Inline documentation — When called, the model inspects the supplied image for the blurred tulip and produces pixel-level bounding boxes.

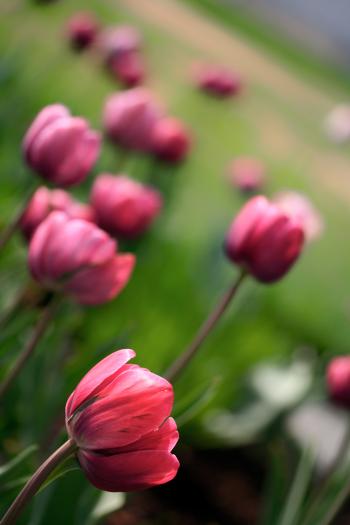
[229,157,265,193]
[23,104,100,187]
[91,174,162,238]
[324,104,350,143]
[225,195,304,283]
[66,348,179,492]
[151,117,191,163]
[327,357,350,408]
[103,88,162,151]
[194,64,242,98]
[108,51,145,88]
[20,186,95,241]
[66,12,99,50]
[273,191,324,243]
[29,211,135,305]
[98,25,142,62]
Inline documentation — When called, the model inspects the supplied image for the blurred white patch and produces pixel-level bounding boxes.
[91,491,126,522]
[324,104,350,143]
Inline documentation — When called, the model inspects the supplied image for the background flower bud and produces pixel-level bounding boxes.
[103,88,162,151]
[23,104,101,187]
[225,195,304,283]
[108,51,145,88]
[98,25,142,62]
[66,11,99,51]
[194,63,243,98]
[151,117,192,163]
[91,174,162,238]
[29,211,134,305]
[228,157,265,193]
[327,357,350,408]
[20,186,95,241]
[65,349,179,492]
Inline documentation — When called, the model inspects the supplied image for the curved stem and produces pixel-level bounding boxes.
[165,271,247,382]
[0,186,35,253]
[0,296,58,400]
[0,439,76,525]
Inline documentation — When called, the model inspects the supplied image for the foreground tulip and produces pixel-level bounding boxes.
[29,211,135,305]
[91,174,162,238]
[20,186,95,240]
[23,104,100,187]
[225,196,304,283]
[66,11,99,50]
[229,157,265,193]
[103,88,162,151]
[327,357,350,409]
[151,117,191,163]
[0,350,179,525]
[194,64,242,98]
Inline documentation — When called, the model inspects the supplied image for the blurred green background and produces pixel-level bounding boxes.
[1,0,350,523]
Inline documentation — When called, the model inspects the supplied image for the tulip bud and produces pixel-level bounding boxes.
[194,64,242,98]
[91,174,162,238]
[23,104,100,187]
[327,357,350,408]
[108,51,145,88]
[103,88,162,151]
[20,186,96,241]
[29,211,135,305]
[98,25,142,62]
[228,157,265,193]
[151,117,191,163]
[66,12,99,51]
[65,349,179,492]
[225,195,304,283]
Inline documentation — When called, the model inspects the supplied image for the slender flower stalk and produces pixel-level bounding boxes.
[165,270,246,382]
[0,439,76,525]
[0,296,58,400]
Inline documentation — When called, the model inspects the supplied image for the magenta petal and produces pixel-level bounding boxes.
[119,417,179,454]
[78,448,179,492]
[66,349,136,419]
[70,365,174,449]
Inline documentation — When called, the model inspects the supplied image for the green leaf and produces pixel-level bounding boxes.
[174,376,221,427]
[37,458,80,495]
[0,445,37,478]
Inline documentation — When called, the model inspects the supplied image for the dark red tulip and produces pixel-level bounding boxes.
[66,12,99,51]
[108,51,145,88]
[327,357,350,409]
[151,117,191,163]
[195,64,242,98]
[225,196,304,283]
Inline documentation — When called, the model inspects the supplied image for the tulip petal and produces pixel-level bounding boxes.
[111,417,179,454]
[78,448,179,492]
[66,349,136,419]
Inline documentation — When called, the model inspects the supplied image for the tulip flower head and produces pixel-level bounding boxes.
[23,104,100,187]
[229,157,265,193]
[20,186,96,241]
[151,117,192,163]
[91,174,162,238]
[194,63,242,98]
[108,51,145,88]
[66,349,179,492]
[327,357,350,409]
[103,88,162,151]
[98,25,142,62]
[225,195,304,283]
[29,211,135,305]
[66,12,99,50]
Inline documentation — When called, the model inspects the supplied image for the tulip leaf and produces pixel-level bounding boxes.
[0,445,37,478]
[174,376,221,427]
[37,458,80,495]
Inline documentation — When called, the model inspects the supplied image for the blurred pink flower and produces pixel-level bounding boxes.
[225,195,304,283]
[273,191,324,243]
[29,211,135,305]
[20,186,95,241]
[65,348,179,492]
[151,117,192,163]
[108,51,145,88]
[66,12,99,50]
[228,157,265,193]
[327,357,350,409]
[91,174,162,238]
[98,25,142,62]
[103,88,163,151]
[23,104,100,187]
[324,104,350,143]
[194,64,242,98]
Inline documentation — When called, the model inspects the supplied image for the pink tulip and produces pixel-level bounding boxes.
[103,88,162,151]
[23,104,100,187]
[108,51,145,88]
[65,349,179,492]
[98,25,142,62]
[327,357,350,408]
[194,64,242,98]
[151,117,191,163]
[229,157,265,193]
[20,186,96,240]
[91,174,162,238]
[66,12,99,50]
[29,211,135,305]
[225,195,304,283]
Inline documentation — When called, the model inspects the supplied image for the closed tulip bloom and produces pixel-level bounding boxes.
[20,186,96,240]
[66,349,179,492]
[225,196,304,283]
[151,117,191,163]
[23,104,100,187]
[91,174,162,238]
[195,64,242,98]
[327,357,350,408]
[229,157,265,193]
[66,12,99,50]
[108,51,145,88]
[98,25,142,62]
[103,88,162,151]
[29,211,135,305]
